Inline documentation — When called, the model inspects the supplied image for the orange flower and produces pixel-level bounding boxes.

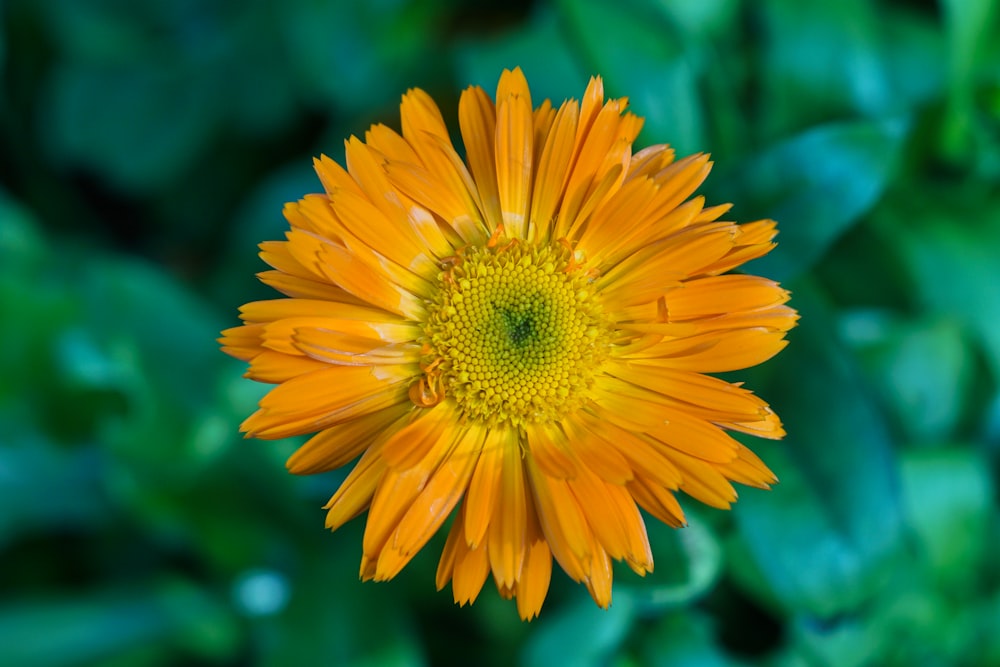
[220,68,797,620]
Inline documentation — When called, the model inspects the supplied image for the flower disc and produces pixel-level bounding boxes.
[416,237,608,426]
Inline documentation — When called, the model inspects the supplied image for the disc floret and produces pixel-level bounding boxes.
[415,236,609,426]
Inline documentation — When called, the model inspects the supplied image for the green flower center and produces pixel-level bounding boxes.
[415,237,609,427]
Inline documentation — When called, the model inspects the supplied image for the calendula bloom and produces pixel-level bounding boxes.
[221,67,797,620]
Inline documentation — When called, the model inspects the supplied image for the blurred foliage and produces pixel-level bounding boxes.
[2,0,1000,665]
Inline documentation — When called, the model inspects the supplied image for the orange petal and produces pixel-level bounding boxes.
[459,85,502,234]
[606,361,774,423]
[626,328,792,373]
[584,546,613,609]
[670,451,738,509]
[626,474,687,528]
[287,403,412,474]
[463,428,510,549]
[245,349,328,382]
[567,465,652,572]
[529,99,579,239]
[525,452,593,582]
[219,323,263,362]
[488,432,528,589]
[377,400,459,470]
[241,364,413,439]
[377,424,485,579]
[324,441,389,531]
[495,68,534,238]
[560,414,634,485]
[399,89,486,240]
[515,491,553,620]
[437,503,491,605]
[525,421,579,479]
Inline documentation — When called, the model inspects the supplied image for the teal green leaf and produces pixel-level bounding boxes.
[77,255,223,418]
[523,591,636,667]
[0,191,46,273]
[650,0,739,38]
[877,190,1000,377]
[42,61,219,192]
[755,0,892,138]
[899,447,992,590]
[942,0,997,86]
[720,118,908,282]
[211,162,321,305]
[788,614,881,667]
[0,579,239,667]
[638,611,742,667]
[618,517,722,614]
[557,0,705,154]
[881,7,948,110]
[281,0,447,115]
[940,0,998,158]
[259,549,425,667]
[454,8,589,105]
[0,438,106,545]
[731,283,903,617]
[844,314,975,443]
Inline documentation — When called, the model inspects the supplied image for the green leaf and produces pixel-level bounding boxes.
[940,0,998,158]
[787,615,881,667]
[523,591,637,667]
[258,548,425,667]
[881,7,948,110]
[719,118,908,282]
[77,255,223,420]
[211,162,320,305]
[899,447,992,590]
[876,189,1000,378]
[0,438,107,545]
[754,0,893,138]
[942,0,997,86]
[557,0,705,154]
[650,0,739,38]
[618,517,722,614]
[731,283,903,618]
[42,61,219,192]
[281,0,448,115]
[844,314,975,442]
[0,191,47,273]
[454,7,588,105]
[0,579,239,667]
[638,611,742,667]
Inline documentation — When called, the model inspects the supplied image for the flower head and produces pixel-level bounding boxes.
[220,68,797,620]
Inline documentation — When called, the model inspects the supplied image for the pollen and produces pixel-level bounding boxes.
[419,236,610,426]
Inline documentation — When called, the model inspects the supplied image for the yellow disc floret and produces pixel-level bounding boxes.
[413,235,609,427]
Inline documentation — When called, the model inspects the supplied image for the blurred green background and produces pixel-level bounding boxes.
[2,0,999,665]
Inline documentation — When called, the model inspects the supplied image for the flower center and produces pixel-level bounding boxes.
[413,236,609,427]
